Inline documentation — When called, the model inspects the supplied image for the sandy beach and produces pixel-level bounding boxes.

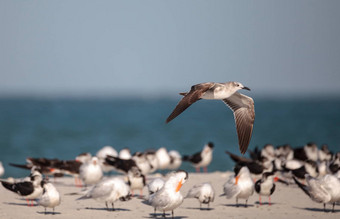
[1,171,339,219]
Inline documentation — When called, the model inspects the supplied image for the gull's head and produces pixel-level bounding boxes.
[91,157,99,165]
[166,170,188,192]
[232,82,251,91]
[174,170,188,192]
[234,166,250,177]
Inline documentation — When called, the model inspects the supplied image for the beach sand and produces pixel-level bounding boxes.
[0,171,339,219]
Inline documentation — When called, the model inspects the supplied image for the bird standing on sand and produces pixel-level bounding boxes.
[294,174,340,212]
[223,166,254,207]
[147,178,165,215]
[185,182,215,210]
[77,177,131,211]
[1,170,44,206]
[37,180,61,214]
[166,82,254,154]
[79,157,103,187]
[148,170,188,218]
[127,166,146,198]
[183,142,214,173]
[254,172,278,205]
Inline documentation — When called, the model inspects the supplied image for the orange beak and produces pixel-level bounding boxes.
[175,179,183,192]
[235,175,240,185]
[274,176,279,182]
[50,168,55,173]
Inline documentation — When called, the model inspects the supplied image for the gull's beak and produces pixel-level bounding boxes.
[235,175,240,185]
[242,86,251,91]
[175,179,183,192]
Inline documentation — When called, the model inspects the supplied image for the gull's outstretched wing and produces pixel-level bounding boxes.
[223,92,255,154]
[166,83,213,123]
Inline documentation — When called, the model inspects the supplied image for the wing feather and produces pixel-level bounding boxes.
[166,83,213,123]
[223,92,255,154]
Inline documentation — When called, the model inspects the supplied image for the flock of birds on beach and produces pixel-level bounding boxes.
[0,82,339,218]
[0,142,340,217]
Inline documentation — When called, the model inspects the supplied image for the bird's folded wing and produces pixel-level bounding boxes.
[308,178,331,203]
[185,184,203,198]
[223,92,255,154]
[223,181,240,199]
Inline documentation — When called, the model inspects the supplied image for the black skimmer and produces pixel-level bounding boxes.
[96,146,118,173]
[294,143,319,161]
[127,166,146,198]
[318,144,333,161]
[1,170,44,206]
[254,172,278,205]
[105,155,138,174]
[183,142,214,173]
[225,151,272,178]
[166,82,254,154]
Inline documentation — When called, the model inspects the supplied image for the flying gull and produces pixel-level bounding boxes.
[166,82,255,154]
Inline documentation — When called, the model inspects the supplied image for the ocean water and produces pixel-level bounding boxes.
[0,97,339,177]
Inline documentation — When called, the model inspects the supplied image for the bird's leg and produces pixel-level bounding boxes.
[105,202,109,211]
[208,202,210,210]
[269,196,271,206]
[259,195,261,205]
[245,199,248,208]
[323,203,326,212]
[332,202,335,213]
[111,202,115,211]
[53,207,55,215]
[172,210,174,219]
[44,207,47,214]
[75,176,81,187]
[154,207,156,215]
[139,189,143,198]
[131,190,134,197]
[200,203,202,210]
[236,198,239,207]
[196,167,200,173]
[78,178,83,187]
[163,210,166,218]
[203,167,208,173]
[26,199,29,207]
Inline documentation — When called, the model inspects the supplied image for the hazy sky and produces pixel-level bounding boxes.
[1,1,340,98]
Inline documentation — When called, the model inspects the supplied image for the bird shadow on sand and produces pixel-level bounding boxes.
[254,201,277,206]
[185,207,214,211]
[3,202,37,207]
[293,207,340,213]
[143,213,188,219]
[222,204,254,208]
[84,207,130,212]
[37,211,61,215]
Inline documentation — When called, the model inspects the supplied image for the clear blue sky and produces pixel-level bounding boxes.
[1,1,340,98]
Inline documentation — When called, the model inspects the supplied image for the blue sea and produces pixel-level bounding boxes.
[1,97,340,177]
